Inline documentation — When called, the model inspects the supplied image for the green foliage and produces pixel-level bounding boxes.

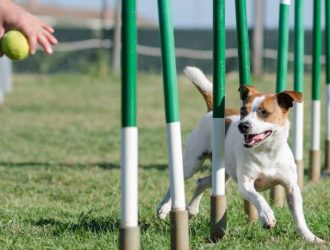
[0,73,328,249]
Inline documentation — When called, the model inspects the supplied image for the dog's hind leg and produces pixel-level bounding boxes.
[157,188,171,220]
[187,175,211,216]
[157,149,207,220]
[187,174,230,217]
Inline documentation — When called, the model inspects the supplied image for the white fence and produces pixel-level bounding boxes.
[50,38,321,65]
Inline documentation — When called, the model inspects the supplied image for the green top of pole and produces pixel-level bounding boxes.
[235,0,251,86]
[157,0,180,123]
[312,0,321,100]
[121,0,137,127]
[276,2,290,93]
[326,0,330,84]
[294,0,304,92]
[213,0,225,118]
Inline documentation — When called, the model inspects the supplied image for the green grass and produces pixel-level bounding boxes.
[0,72,328,249]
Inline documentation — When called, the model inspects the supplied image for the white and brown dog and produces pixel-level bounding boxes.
[157,67,324,243]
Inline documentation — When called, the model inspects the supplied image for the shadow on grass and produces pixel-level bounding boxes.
[34,216,120,235]
[33,212,160,235]
[0,161,168,171]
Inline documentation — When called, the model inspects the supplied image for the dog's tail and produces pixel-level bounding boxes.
[183,66,213,111]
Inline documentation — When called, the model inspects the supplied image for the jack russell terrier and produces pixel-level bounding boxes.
[157,66,325,243]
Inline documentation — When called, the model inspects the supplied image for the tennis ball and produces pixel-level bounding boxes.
[2,30,30,61]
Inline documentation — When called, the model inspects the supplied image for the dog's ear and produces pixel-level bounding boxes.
[276,91,303,111]
[238,85,257,101]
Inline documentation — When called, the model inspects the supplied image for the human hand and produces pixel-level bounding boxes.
[0,0,58,55]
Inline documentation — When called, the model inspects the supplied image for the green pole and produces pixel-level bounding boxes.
[312,0,321,102]
[276,1,290,93]
[235,0,251,86]
[294,0,304,93]
[121,0,137,127]
[235,0,258,221]
[213,0,226,118]
[309,0,321,183]
[158,0,180,123]
[210,0,227,242]
[157,0,189,249]
[292,0,304,189]
[119,0,140,249]
[325,0,330,172]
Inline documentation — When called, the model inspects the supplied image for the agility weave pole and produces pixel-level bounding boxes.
[293,0,304,189]
[157,0,189,249]
[119,0,140,249]
[325,0,330,174]
[235,0,258,221]
[210,0,227,242]
[309,0,322,183]
[270,0,290,207]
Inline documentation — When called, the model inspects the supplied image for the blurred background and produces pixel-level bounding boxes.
[7,0,326,75]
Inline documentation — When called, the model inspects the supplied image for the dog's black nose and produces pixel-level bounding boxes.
[238,121,251,133]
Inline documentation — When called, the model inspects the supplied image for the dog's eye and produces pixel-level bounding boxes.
[240,107,248,117]
[258,109,270,117]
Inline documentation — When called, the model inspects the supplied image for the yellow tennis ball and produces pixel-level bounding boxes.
[2,30,30,61]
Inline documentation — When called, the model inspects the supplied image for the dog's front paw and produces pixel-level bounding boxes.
[314,237,326,244]
[300,232,326,244]
[157,203,171,220]
[259,208,276,229]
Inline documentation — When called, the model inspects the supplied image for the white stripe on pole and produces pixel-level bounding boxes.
[292,102,304,161]
[166,122,186,210]
[281,0,290,5]
[327,84,330,140]
[212,118,226,196]
[120,127,138,227]
[311,100,321,150]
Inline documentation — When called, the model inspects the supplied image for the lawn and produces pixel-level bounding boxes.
[0,72,328,249]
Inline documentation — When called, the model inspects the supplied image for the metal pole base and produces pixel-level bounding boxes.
[270,186,285,208]
[244,199,258,221]
[170,210,189,250]
[324,140,330,174]
[309,150,320,183]
[119,226,140,250]
[295,160,304,190]
[210,195,227,242]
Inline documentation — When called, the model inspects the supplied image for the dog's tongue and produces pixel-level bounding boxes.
[246,132,268,144]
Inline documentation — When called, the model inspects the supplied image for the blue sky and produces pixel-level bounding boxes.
[20,0,323,29]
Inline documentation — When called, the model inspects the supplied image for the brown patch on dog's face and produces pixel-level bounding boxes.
[257,95,288,126]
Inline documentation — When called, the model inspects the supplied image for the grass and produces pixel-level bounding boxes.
[0,72,328,249]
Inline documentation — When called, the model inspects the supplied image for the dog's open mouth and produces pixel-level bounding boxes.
[244,130,272,148]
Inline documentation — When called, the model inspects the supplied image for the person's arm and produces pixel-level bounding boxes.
[0,0,57,55]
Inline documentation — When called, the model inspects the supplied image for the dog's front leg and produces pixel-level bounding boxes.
[284,183,325,243]
[238,175,276,229]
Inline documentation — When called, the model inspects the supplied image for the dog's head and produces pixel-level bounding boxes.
[237,85,302,149]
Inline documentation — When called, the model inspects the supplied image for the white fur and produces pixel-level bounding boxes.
[157,67,325,243]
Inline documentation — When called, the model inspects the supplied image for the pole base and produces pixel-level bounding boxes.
[119,226,140,250]
[244,199,258,221]
[309,150,320,183]
[170,209,189,250]
[210,195,227,242]
[324,140,330,174]
[270,185,285,208]
[295,160,304,190]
